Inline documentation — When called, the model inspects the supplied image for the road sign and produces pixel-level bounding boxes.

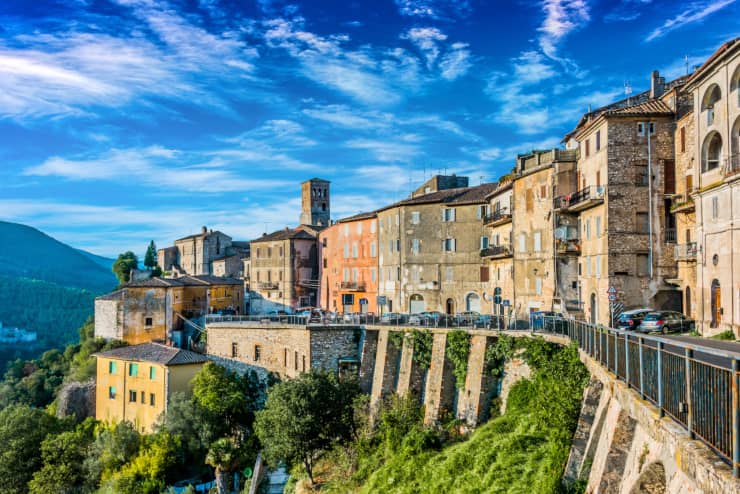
[377,296,387,306]
[502,299,511,307]
[493,295,502,305]
[608,294,617,302]
[494,287,502,296]
[607,286,617,295]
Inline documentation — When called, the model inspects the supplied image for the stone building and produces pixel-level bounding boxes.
[562,71,687,325]
[376,176,497,314]
[511,149,579,322]
[206,322,360,379]
[94,275,243,346]
[482,179,515,320]
[684,38,740,336]
[157,227,248,277]
[94,342,207,432]
[318,212,379,314]
[299,178,331,227]
[248,228,320,313]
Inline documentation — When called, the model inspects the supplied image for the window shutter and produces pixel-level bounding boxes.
[452,238,456,252]
[441,209,446,221]
[451,209,456,221]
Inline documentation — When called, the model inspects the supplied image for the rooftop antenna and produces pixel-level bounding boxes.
[479,175,484,185]
[624,80,632,105]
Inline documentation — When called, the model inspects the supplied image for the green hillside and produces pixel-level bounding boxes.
[0,221,116,294]
[75,248,115,270]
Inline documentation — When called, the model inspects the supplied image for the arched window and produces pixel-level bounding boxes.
[445,298,455,315]
[731,64,740,107]
[466,293,481,312]
[702,132,722,172]
[730,116,740,175]
[701,84,721,126]
[409,294,425,313]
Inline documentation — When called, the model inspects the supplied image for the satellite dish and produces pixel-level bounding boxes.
[554,227,566,240]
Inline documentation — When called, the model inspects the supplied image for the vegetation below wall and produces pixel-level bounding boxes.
[288,338,589,494]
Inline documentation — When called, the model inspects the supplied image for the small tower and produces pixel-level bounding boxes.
[300,178,331,227]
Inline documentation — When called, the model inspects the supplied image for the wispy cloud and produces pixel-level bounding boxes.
[345,139,421,163]
[646,0,737,42]
[538,0,590,59]
[604,0,652,23]
[394,0,472,20]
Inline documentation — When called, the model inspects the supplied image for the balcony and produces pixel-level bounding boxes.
[483,209,512,226]
[480,244,513,259]
[670,193,694,213]
[556,239,581,255]
[674,242,697,261]
[554,185,605,212]
[724,153,740,179]
[340,281,366,291]
[257,282,278,290]
[664,228,676,244]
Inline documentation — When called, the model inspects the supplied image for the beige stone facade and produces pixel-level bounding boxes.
[685,39,740,336]
[157,226,248,277]
[376,177,497,315]
[483,181,514,321]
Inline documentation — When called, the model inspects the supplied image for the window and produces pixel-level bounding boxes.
[279,270,283,281]
[712,197,719,219]
[596,130,601,151]
[477,205,487,219]
[596,171,600,188]
[343,243,349,258]
[343,268,349,282]
[585,219,591,240]
[480,236,489,249]
[352,243,358,258]
[389,239,394,253]
[702,132,722,172]
[585,138,590,157]
[129,363,138,377]
[535,277,542,295]
[109,361,117,374]
[322,237,327,247]
[343,224,349,237]
[637,122,645,136]
[231,342,238,358]
[254,345,262,362]
[680,126,686,152]
[294,351,299,371]
[445,267,454,281]
[586,256,591,276]
[636,213,649,233]
[395,214,400,225]
[129,390,137,403]
[352,268,358,282]
[267,247,272,257]
[411,212,420,224]
[480,267,489,282]
[525,189,533,212]
[150,393,155,406]
[637,254,650,276]
[302,355,306,372]
[648,122,655,134]
[396,267,401,281]
[371,268,377,282]
[596,257,601,277]
[396,239,401,251]
[109,386,116,399]
[519,233,526,253]
[686,175,693,192]
[533,232,541,252]
[357,222,362,234]
[540,185,547,199]
[141,391,145,404]
[413,269,420,282]
[412,238,420,254]
[323,258,327,268]
[149,366,156,380]
[442,238,456,252]
[370,220,376,233]
[442,208,455,222]
[145,317,152,327]
[370,242,377,257]
[595,216,601,237]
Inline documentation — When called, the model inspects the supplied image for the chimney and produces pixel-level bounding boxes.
[201,226,208,234]
[650,70,665,98]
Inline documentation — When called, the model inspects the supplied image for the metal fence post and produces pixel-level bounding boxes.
[638,336,644,399]
[625,334,630,387]
[686,347,694,440]
[732,358,739,478]
[657,341,664,418]
[606,329,610,371]
[615,331,619,378]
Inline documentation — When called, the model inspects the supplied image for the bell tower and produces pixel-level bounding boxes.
[300,178,330,227]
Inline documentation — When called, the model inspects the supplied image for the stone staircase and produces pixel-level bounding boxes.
[265,466,288,494]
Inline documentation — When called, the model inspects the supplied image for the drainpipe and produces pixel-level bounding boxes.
[647,122,654,280]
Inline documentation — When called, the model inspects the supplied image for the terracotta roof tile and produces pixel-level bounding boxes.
[95,342,209,366]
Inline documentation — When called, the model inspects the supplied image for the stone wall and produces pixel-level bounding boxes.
[95,297,122,340]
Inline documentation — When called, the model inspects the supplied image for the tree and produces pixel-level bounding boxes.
[144,241,157,270]
[206,437,247,494]
[112,251,139,285]
[255,370,360,484]
[102,431,180,494]
[83,421,141,486]
[28,418,97,494]
[0,405,60,494]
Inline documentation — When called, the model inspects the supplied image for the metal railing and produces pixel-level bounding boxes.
[725,153,740,178]
[340,281,366,291]
[483,209,512,224]
[480,245,513,258]
[671,193,695,212]
[675,242,698,260]
[664,228,677,244]
[536,316,740,477]
[554,185,606,210]
[257,282,279,290]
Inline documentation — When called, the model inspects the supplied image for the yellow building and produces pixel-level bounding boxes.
[95,342,208,432]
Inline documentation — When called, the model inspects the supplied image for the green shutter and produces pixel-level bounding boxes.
[149,366,156,380]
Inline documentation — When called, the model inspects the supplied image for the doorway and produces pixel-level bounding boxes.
[409,294,425,314]
[590,293,598,324]
[710,279,721,328]
[445,298,455,315]
[466,293,481,312]
[685,286,691,317]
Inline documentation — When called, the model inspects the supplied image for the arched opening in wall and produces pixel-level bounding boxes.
[732,64,740,107]
[590,293,598,324]
[445,298,455,315]
[730,116,740,174]
[711,279,721,328]
[466,292,481,312]
[685,286,691,317]
[702,131,723,172]
[628,461,666,494]
[701,84,721,126]
[409,294,425,314]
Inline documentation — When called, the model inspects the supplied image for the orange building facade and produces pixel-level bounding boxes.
[318,212,379,314]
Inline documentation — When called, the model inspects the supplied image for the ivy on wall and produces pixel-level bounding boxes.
[445,330,471,389]
[388,331,406,350]
[410,329,433,369]
[484,335,516,378]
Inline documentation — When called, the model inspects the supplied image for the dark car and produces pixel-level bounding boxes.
[532,311,563,330]
[616,309,652,330]
[637,311,695,334]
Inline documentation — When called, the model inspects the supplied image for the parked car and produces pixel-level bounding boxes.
[420,311,444,326]
[267,310,290,322]
[456,311,481,326]
[212,308,236,316]
[616,308,652,330]
[531,311,563,330]
[380,312,404,324]
[637,311,695,334]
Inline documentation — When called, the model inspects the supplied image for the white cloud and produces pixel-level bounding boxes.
[439,43,472,81]
[403,27,447,67]
[646,0,737,42]
[345,139,420,163]
[394,0,472,20]
[538,0,590,60]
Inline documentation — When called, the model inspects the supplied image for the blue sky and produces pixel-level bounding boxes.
[0,0,738,257]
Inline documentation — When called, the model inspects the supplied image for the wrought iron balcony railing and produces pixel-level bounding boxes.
[674,242,697,261]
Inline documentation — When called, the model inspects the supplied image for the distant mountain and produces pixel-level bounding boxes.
[0,221,116,294]
[75,248,115,270]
